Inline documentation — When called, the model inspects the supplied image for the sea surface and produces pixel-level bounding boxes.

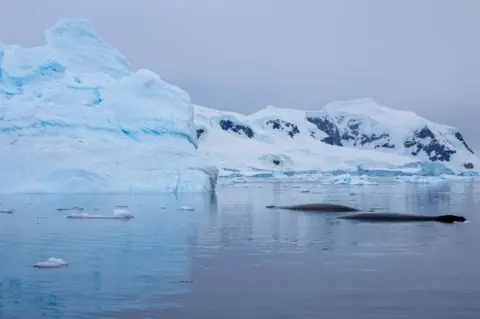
[0,179,479,319]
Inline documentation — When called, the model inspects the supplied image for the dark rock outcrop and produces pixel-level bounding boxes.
[464,162,474,169]
[218,120,254,138]
[404,126,456,162]
[340,119,361,141]
[455,132,475,154]
[196,128,205,139]
[338,118,395,149]
[357,133,395,149]
[306,115,343,146]
[265,119,300,138]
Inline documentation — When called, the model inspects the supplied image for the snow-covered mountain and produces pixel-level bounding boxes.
[194,99,479,176]
[0,19,218,193]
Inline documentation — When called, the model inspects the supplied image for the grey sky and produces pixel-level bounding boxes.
[1,0,479,150]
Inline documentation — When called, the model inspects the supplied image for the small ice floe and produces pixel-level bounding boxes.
[66,210,134,220]
[57,207,83,211]
[34,258,68,268]
[113,209,133,217]
[178,206,195,211]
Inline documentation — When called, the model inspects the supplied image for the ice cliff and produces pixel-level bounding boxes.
[0,19,218,193]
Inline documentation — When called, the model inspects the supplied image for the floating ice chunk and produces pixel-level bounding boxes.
[57,207,84,211]
[321,174,377,185]
[66,212,134,219]
[113,209,133,217]
[34,258,68,268]
[178,206,194,211]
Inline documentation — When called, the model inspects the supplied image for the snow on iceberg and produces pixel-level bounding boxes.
[0,18,218,193]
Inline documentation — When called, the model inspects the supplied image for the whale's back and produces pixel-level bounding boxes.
[269,203,359,212]
[339,212,466,223]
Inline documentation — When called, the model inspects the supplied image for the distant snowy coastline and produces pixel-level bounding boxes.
[194,99,479,180]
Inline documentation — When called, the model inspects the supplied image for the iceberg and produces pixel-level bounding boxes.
[113,209,133,217]
[33,258,68,268]
[320,174,377,185]
[66,213,134,220]
[0,19,218,193]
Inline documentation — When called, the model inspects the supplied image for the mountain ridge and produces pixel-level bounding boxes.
[193,98,478,174]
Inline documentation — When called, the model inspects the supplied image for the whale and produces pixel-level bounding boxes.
[338,212,466,223]
[266,203,360,212]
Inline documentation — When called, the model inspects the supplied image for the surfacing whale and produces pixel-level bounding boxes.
[266,203,360,212]
[338,212,466,223]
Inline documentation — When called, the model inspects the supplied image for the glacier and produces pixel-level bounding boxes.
[0,19,218,193]
[194,98,480,180]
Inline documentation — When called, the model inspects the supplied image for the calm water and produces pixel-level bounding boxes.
[0,180,479,319]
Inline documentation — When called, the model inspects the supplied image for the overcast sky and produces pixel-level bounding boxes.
[1,0,479,150]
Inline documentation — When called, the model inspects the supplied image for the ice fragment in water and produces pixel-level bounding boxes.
[34,258,68,268]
